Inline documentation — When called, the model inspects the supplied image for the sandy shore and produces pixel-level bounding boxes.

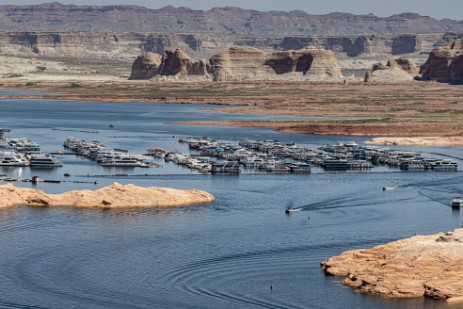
[0,182,216,208]
[321,228,463,302]
[366,136,463,146]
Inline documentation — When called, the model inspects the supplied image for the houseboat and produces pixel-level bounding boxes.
[28,154,63,168]
[322,159,352,171]
[211,161,240,174]
[400,160,426,171]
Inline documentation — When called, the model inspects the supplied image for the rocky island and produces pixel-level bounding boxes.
[0,182,215,208]
[321,228,463,303]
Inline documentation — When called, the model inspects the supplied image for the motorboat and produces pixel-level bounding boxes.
[0,152,29,166]
[289,162,311,174]
[452,197,463,208]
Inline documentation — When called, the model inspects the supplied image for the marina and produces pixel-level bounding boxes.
[149,137,459,175]
[0,100,461,309]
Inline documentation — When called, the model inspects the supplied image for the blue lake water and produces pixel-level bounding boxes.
[0,99,462,309]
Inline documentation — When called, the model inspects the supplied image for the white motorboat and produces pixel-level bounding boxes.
[452,197,463,208]
[0,152,29,166]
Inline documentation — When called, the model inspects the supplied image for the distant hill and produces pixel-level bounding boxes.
[0,3,462,35]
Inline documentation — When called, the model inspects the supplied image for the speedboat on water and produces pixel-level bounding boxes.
[452,197,463,208]
[285,207,294,214]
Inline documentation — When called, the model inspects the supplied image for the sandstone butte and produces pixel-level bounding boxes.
[321,228,463,303]
[0,182,215,208]
[129,46,344,82]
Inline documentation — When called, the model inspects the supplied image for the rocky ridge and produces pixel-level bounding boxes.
[321,228,463,302]
[0,182,216,208]
[130,46,343,81]
[0,3,462,35]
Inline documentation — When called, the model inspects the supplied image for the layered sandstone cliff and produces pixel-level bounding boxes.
[0,31,452,62]
[364,57,419,82]
[130,46,344,81]
[321,228,463,302]
[420,38,463,83]
[0,4,462,35]
[0,182,215,208]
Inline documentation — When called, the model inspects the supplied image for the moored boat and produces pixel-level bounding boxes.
[28,154,63,168]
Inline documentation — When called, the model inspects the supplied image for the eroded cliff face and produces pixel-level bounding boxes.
[130,46,344,81]
[0,31,452,62]
[420,38,463,83]
[129,49,212,80]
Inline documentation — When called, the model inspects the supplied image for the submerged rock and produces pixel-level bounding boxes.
[0,182,215,208]
[321,228,463,302]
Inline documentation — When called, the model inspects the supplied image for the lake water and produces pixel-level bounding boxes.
[0,99,462,309]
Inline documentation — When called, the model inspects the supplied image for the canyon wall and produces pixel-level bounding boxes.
[0,31,456,63]
[0,4,462,35]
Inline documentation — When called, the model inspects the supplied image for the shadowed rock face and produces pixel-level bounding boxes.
[129,48,212,80]
[128,53,162,80]
[420,39,463,83]
[364,57,419,82]
[130,46,344,81]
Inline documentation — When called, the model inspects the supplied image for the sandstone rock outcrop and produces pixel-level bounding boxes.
[364,57,419,82]
[210,46,343,81]
[0,182,215,208]
[129,49,212,80]
[130,46,344,81]
[128,53,162,80]
[321,228,463,302]
[420,38,463,83]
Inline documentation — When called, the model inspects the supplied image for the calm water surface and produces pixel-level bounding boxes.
[0,99,462,309]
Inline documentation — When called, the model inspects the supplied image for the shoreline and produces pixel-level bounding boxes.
[1,80,463,145]
[321,228,463,303]
[174,120,463,146]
